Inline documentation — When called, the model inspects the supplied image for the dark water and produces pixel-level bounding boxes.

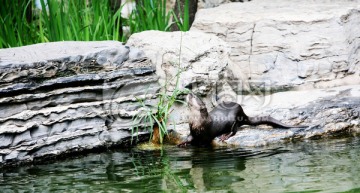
[1,137,360,193]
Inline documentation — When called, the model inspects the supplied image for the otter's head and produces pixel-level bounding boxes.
[186,93,210,128]
[186,93,206,110]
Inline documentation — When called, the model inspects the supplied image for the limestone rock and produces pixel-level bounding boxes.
[2,1,360,165]
[174,85,360,147]
[126,30,241,128]
[191,0,360,90]
[197,0,251,9]
[126,31,234,94]
[198,0,229,8]
[0,41,158,166]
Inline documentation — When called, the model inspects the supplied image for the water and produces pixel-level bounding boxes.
[1,137,360,193]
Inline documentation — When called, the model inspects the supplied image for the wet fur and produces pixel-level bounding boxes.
[179,93,306,147]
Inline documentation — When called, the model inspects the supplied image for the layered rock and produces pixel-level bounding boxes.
[126,30,359,147]
[170,85,360,147]
[191,0,360,90]
[0,31,233,166]
[0,41,159,165]
[2,0,360,166]
[219,85,360,146]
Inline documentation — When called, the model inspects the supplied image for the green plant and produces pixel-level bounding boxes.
[172,0,190,31]
[0,0,190,48]
[128,0,190,33]
[127,0,173,33]
[131,33,188,144]
[0,1,35,48]
[0,0,125,48]
[38,0,124,42]
[132,79,188,144]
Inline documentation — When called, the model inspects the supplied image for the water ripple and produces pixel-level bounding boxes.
[1,137,360,192]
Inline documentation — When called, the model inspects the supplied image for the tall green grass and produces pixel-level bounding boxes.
[0,0,125,48]
[0,0,190,49]
[37,0,124,42]
[128,0,191,34]
[128,0,173,33]
[0,1,35,48]
[172,0,190,31]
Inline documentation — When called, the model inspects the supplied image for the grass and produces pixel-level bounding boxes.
[128,0,173,33]
[132,76,188,144]
[131,33,188,144]
[36,0,124,42]
[128,0,190,33]
[0,1,34,48]
[0,0,191,48]
[172,0,190,31]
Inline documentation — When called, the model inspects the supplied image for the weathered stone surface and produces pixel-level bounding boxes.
[126,31,233,94]
[198,0,251,9]
[174,85,360,147]
[126,31,240,129]
[0,41,159,166]
[126,29,359,148]
[198,0,229,9]
[228,85,360,146]
[191,0,360,89]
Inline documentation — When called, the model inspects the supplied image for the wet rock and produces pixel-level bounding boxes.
[0,41,158,166]
[174,85,360,147]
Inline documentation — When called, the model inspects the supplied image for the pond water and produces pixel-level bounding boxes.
[1,137,360,193]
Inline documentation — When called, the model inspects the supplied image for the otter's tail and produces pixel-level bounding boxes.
[248,116,307,128]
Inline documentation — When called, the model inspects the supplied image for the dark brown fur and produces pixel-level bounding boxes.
[178,93,306,147]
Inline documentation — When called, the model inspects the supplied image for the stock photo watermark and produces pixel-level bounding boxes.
[96,78,274,124]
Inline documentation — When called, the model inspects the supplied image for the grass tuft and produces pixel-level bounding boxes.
[131,33,188,145]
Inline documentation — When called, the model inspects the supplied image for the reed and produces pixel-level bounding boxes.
[0,0,125,48]
[172,0,190,31]
[0,1,35,48]
[128,0,173,33]
[37,0,124,42]
[0,0,190,48]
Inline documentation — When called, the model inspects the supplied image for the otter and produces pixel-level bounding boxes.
[178,93,306,147]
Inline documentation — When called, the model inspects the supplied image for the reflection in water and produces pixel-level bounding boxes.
[1,137,360,192]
